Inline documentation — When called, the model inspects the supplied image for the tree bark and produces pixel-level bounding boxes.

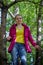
[0,7,8,65]
[35,0,42,65]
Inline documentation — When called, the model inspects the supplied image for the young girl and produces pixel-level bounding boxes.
[7,14,40,65]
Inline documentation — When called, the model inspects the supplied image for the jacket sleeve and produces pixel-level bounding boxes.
[28,27,37,47]
[8,27,12,42]
[9,27,12,37]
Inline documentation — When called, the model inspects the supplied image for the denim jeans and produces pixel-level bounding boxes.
[11,42,27,65]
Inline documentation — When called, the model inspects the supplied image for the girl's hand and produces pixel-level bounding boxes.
[7,36,12,41]
[35,45,41,51]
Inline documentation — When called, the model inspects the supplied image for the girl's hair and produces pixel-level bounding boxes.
[15,14,22,19]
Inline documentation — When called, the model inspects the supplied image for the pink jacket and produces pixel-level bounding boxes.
[8,23,37,53]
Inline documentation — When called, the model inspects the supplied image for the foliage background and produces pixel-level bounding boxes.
[3,0,43,64]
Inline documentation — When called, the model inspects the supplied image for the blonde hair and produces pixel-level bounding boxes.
[15,14,22,19]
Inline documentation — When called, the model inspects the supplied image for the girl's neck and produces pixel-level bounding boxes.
[17,23,22,27]
[17,23,23,29]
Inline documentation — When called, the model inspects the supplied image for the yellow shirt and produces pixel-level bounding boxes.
[15,26,24,44]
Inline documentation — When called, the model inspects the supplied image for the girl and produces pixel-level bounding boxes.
[7,14,40,65]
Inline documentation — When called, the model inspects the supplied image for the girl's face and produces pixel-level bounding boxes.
[15,15,22,24]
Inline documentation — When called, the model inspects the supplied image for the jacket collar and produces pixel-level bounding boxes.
[12,23,27,29]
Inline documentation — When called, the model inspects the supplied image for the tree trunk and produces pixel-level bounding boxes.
[35,0,42,65]
[0,7,8,65]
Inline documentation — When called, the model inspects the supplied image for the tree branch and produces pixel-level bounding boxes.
[7,1,18,9]
[0,1,4,8]
[7,0,40,9]
[0,0,41,9]
[8,10,15,19]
